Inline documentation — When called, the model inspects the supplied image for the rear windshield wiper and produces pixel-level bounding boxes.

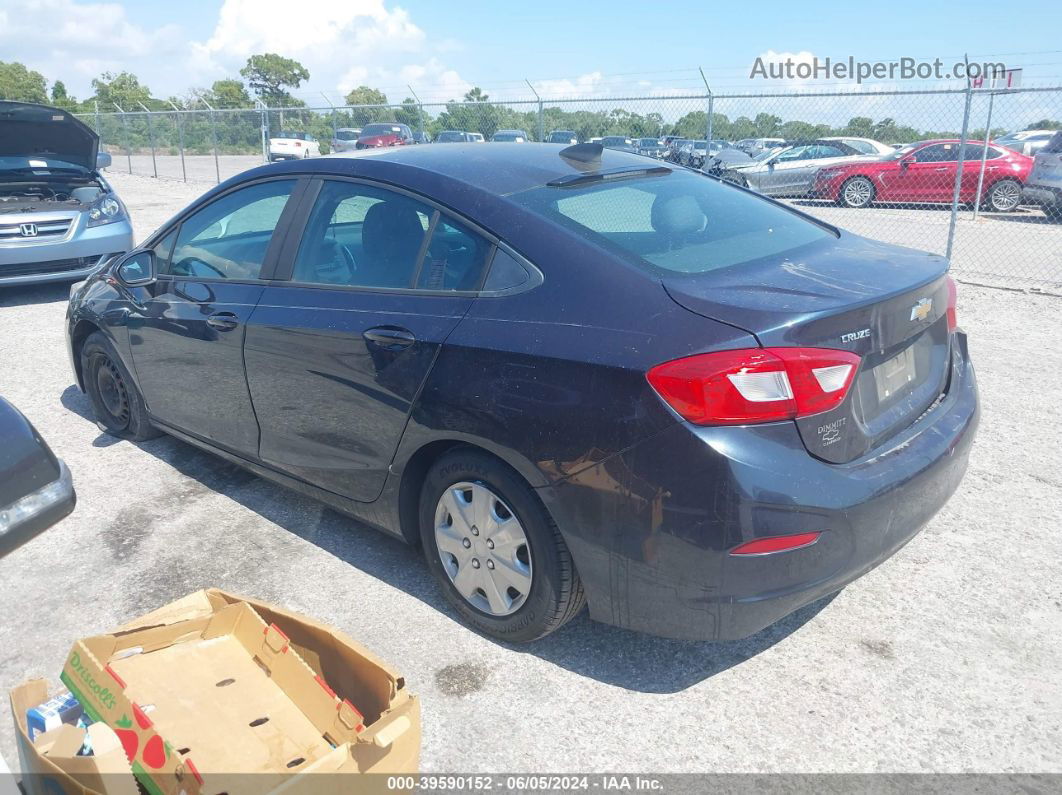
[546,166,672,188]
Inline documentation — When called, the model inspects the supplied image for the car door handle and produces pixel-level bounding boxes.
[934,167,949,171]
[363,326,416,350]
[206,312,240,331]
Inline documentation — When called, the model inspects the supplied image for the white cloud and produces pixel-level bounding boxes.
[189,0,471,104]
[0,0,182,96]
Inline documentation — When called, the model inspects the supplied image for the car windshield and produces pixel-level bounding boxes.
[548,132,576,142]
[361,124,401,137]
[278,131,307,140]
[752,148,780,161]
[494,133,525,141]
[693,141,707,150]
[602,137,631,146]
[510,169,832,275]
[639,139,661,146]
[0,155,88,174]
[438,132,465,141]
[335,130,359,141]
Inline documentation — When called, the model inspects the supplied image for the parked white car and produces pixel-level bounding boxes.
[268,130,320,161]
[821,136,895,156]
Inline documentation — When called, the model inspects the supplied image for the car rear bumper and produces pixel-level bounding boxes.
[546,331,979,641]
[1022,184,1061,206]
[0,218,132,286]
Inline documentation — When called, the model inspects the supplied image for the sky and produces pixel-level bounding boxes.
[0,0,1059,106]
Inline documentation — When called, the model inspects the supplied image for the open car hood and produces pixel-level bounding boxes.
[0,101,99,172]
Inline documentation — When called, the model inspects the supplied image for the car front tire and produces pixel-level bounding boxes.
[419,449,585,642]
[839,176,876,208]
[81,332,160,441]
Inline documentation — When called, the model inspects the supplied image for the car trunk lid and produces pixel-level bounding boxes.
[663,233,952,463]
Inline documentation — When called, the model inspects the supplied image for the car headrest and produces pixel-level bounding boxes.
[651,195,707,237]
[362,200,425,267]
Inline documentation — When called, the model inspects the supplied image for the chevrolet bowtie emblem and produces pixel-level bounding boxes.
[910,298,932,322]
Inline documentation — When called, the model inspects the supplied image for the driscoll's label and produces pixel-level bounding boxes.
[63,650,118,711]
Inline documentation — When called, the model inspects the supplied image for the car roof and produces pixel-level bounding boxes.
[251,142,666,195]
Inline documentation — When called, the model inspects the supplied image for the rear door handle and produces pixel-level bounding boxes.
[934,167,949,171]
[363,326,416,350]
[207,312,240,331]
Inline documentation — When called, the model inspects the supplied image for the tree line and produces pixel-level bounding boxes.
[2,57,1057,156]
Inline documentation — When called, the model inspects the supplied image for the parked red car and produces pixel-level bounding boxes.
[813,139,1032,211]
[354,122,415,149]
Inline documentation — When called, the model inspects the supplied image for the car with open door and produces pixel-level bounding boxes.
[67,142,979,643]
[0,100,133,286]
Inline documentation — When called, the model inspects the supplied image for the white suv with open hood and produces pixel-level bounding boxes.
[0,101,133,286]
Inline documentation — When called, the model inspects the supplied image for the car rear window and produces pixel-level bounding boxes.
[361,124,401,137]
[335,130,359,140]
[509,170,833,275]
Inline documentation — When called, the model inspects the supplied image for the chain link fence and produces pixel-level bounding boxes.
[79,86,1062,287]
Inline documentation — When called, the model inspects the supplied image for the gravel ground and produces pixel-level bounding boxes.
[0,171,1060,775]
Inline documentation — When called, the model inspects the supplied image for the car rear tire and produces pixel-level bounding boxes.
[985,179,1022,212]
[419,449,585,642]
[82,332,161,441]
[839,176,875,208]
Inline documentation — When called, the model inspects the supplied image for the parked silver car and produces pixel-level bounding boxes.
[719,140,868,197]
[0,101,133,287]
[1021,131,1062,220]
[994,129,1058,157]
[330,127,361,153]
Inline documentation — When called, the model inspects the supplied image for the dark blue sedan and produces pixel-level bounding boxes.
[65,143,979,642]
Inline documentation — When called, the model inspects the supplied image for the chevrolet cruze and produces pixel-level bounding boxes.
[66,143,979,642]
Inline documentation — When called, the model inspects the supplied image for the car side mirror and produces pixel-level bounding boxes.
[0,398,75,560]
[901,155,917,167]
[116,251,156,287]
[96,152,112,170]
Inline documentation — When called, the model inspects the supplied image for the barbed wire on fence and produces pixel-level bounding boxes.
[77,85,1062,287]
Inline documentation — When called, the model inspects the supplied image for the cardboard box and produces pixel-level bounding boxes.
[11,679,138,795]
[54,588,420,795]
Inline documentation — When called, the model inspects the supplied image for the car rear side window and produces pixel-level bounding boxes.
[167,180,295,280]
[1042,132,1062,154]
[291,180,490,291]
[510,169,832,274]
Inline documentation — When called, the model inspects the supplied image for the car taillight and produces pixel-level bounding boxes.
[646,347,861,425]
[731,532,821,555]
[294,141,302,147]
[945,275,958,332]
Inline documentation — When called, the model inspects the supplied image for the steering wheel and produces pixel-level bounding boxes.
[339,243,357,272]
[174,256,226,279]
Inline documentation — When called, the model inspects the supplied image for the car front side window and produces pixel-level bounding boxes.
[167,180,296,280]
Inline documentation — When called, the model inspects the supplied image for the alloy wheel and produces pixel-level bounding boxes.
[989,181,1021,212]
[842,177,874,207]
[434,481,533,616]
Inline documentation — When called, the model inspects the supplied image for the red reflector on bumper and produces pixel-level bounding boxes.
[730,532,821,555]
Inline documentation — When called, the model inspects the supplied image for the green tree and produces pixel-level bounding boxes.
[463,86,489,102]
[91,71,152,110]
[0,61,48,103]
[49,80,79,110]
[240,53,309,106]
[753,112,782,136]
[343,86,390,125]
[208,79,251,109]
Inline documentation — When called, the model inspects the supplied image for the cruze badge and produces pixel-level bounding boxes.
[910,298,933,321]
[840,328,871,344]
